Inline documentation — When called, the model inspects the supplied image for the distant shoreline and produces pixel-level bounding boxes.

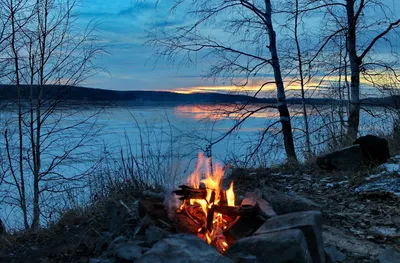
[0,84,398,108]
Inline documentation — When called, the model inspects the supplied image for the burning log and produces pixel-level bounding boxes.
[173,213,204,234]
[241,189,277,218]
[223,207,266,245]
[213,204,260,217]
[173,185,207,200]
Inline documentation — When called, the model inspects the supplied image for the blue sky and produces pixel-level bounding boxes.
[76,0,400,95]
[77,0,208,91]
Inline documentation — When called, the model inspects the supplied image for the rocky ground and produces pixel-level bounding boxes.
[227,155,400,262]
[0,156,399,263]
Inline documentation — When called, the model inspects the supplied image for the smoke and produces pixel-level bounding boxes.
[163,189,182,219]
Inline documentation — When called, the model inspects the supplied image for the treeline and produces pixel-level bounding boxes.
[0,85,399,107]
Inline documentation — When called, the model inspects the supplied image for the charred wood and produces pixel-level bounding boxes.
[173,185,207,200]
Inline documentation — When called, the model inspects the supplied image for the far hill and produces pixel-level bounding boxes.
[0,85,398,107]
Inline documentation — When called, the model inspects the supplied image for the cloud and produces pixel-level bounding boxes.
[118,2,153,16]
[76,0,400,95]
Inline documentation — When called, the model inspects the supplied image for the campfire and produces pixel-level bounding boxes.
[137,153,324,262]
[172,153,267,253]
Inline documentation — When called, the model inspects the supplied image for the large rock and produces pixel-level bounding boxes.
[377,248,400,263]
[316,145,363,171]
[136,234,232,263]
[353,134,390,166]
[227,229,312,263]
[262,187,321,215]
[355,178,400,198]
[254,211,325,263]
[145,226,170,246]
[89,259,114,263]
[324,247,346,263]
[113,242,143,262]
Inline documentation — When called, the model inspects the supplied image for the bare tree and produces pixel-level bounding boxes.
[1,0,32,229]
[149,0,298,162]
[0,0,102,229]
[304,0,400,141]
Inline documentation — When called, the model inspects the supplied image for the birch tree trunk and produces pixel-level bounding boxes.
[345,0,361,142]
[265,0,297,161]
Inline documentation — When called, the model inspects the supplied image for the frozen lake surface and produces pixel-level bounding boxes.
[0,102,396,228]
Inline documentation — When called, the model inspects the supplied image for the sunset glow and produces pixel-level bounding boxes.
[164,73,399,97]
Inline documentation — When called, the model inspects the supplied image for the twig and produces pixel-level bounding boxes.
[119,200,134,217]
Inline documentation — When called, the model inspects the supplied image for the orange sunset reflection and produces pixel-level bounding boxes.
[174,104,280,121]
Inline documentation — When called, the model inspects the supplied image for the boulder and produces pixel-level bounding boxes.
[316,145,363,171]
[353,134,390,166]
[254,211,325,263]
[89,258,115,263]
[136,234,232,263]
[227,229,312,263]
[377,248,400,263]
[113,242,143,262]
[324,247,346,263]
[262,187,321,215]
[145,226,170,246]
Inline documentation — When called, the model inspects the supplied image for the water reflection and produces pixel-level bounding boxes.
[174,104,282,121]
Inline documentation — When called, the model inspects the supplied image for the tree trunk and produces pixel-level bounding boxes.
[346,0,360,142]
[31,84,42,229]
[265,0,297,161]
[11,1,29,229]
[294,0,311,158]
[32,0,46,229]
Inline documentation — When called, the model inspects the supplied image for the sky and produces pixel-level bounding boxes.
[76,0,207,92]
[76,0,400,96]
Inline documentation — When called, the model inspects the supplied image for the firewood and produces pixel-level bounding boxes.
[223,205,266,243]
[173,185,207,200]
[242,190,277,219]
[213,204,259,217]
[173,213,203,234]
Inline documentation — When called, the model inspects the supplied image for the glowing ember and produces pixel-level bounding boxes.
[179,152,237,253]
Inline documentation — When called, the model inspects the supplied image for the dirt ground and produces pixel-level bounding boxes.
[0,163,399,263]
[231,163,400,262]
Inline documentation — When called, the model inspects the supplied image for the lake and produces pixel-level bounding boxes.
[0,102,397,228]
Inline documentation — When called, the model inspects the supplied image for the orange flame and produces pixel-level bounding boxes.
[184,153,236,252]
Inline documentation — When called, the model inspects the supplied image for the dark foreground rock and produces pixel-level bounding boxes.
[316,145,363,171]
[113,242,143,262]
[254,211,324,263]
[324,246,346,263]
[144,226,170,246]
[377,248,400,263]
[89,258,114,263]
[353,134,390,166]
[227,229,312,263]
[136,234,232,263]
[355,178,400,198]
